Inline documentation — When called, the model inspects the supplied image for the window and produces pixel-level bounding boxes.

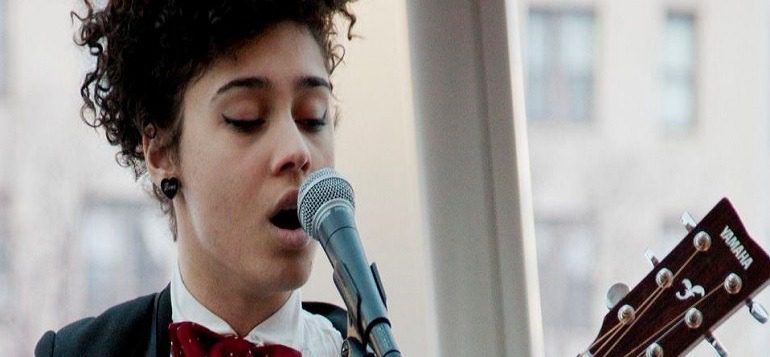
[526,9,595,122]
[535,216,597,356]
[80,202,174,315]
[662,12,696,130]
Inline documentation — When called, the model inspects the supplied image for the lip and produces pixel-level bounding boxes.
[269,224,311,250]
[269,188,300,218]
[268,188,311,250]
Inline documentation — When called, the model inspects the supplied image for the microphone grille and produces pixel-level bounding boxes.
[298,168,355,236]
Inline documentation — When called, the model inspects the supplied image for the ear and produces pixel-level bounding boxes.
[142,126,177,185]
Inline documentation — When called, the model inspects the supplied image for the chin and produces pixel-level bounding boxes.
[270,252,315,290]
[271,269,312,292]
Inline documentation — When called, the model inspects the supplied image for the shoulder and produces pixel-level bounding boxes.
[301,301,347,338]
[35,292,159,357]
[299,307,344,357]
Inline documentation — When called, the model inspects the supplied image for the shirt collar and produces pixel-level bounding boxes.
[170,263,303,349]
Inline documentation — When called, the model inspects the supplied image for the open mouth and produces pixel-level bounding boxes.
[270,208,302,230]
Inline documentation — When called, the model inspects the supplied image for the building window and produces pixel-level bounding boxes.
[662,12,696,130]
[535,216,597,356]
[526,8,595,122]
[80,202,174,315]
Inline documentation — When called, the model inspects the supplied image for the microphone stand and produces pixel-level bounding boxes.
[299,168,401,356]
[332,260,401,357]
[312,205,401,357]
[342,320,400,357]
[341,318,369,357]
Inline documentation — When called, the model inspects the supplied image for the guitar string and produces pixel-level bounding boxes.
[632,286,722,357]
[634,287,720,356]
[584,323,622,354]
[586,256,681,354]
[591,283,667,356]
[626,284,721,357]
[588,254,691,354]
[597,250,699,357]
[601,250,698,356]
[590,273,670,355]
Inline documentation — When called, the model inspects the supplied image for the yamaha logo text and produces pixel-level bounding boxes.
[720,225,754,270]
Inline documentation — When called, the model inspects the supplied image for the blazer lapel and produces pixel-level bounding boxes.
[146,284,172,357]
[146,283,347,356]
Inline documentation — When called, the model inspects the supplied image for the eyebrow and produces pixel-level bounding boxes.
[214,77,269,97]
[212,75,332,101]
[298,76,333,91]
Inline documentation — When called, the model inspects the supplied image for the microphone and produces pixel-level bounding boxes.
[298,168,401,357]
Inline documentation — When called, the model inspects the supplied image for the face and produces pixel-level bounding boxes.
[172,22,334,295]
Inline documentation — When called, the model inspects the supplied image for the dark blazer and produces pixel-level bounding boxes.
[34,285,347,356]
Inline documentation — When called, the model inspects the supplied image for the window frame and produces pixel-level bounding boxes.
[525,7,597,123]
[661,10,699,132]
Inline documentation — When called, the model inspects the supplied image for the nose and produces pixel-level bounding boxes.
[269,119,311,175]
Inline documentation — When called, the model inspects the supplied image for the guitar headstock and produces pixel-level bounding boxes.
[580,198,770,356]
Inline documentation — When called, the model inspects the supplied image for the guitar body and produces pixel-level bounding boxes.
[580,198,770,356]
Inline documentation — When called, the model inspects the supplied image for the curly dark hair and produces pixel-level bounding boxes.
[72,0,356,235]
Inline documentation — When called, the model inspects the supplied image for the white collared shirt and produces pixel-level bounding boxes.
[170,265,343,356]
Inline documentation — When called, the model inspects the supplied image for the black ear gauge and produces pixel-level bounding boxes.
[160,177,180,199]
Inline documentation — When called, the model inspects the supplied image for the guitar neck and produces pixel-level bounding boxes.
[580,198,770,357]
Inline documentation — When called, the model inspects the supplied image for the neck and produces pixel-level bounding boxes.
[176,235,292,336]
[178,252,292,336]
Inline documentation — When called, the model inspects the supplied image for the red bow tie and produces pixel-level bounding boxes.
[169,321,302,357]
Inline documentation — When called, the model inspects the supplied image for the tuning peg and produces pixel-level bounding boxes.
[704,332,729,356]
[681,211,697,231]
[644,249,660,267]
[606,283,630,310]
[746,299,768,323]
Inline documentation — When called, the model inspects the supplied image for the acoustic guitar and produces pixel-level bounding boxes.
[578,198,770,356]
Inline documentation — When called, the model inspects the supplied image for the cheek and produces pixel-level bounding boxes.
[184,148,267,202]
[311,131,335,167]
[181,150,270,242]
[179,130,241,210]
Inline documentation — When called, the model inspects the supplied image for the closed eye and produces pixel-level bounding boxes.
[223,116,265,133]
[297,118,327,133]
[297,109,329,133]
